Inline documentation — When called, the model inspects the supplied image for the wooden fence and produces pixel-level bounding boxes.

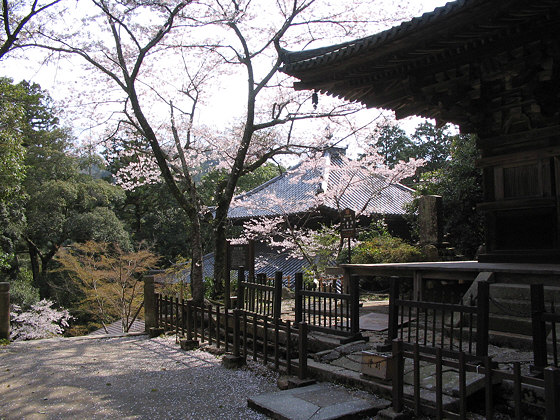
[294,272,360,338]
[392,339,560,419]
[155,293,309,378]
[237,270,282,320]
[385,278,489,357]
[531,283,560,371]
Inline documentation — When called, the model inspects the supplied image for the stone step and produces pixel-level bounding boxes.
[488,283,560,303]
[489,284,530,301]
[489,314,533,336]
[487,330,534,351]
[488,298,531,317]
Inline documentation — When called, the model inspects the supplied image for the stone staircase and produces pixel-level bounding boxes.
[485,283,560,350]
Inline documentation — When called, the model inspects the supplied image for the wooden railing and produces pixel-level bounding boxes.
[237,270,282,320]
[531,283,560,371]
[294,272,360,338]
[154,294,309,379]
[385,278,489,357]
[392,340,560,419]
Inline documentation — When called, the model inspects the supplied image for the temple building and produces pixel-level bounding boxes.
[279,0,560,264]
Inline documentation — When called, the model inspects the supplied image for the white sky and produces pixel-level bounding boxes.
[0,0,452,148]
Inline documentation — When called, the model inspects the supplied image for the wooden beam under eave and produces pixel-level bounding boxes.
[292,80,336,92]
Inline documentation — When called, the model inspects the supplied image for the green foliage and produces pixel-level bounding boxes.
[353,234,424,264]
[373,120,483,257]
[4,80,132,295]
[114,182,193,264]
[372,121,454,185]
[72,207,131,249]
[0,78,29,270]
[8,268,40,308]
[203,276,215,300]
[411,122,453,173]
[235,163,283,194]
[373,124,415,168]
[415,134,483,258]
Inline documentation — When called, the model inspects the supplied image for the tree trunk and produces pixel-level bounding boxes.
[38,253,54,299]
[190,215,204,304]
[126,87,206,303]
[27,240,41,292]
[212,206,228,298]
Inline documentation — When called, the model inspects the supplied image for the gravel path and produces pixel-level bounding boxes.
[0,335,278,419]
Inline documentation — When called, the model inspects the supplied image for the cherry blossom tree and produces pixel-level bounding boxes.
[27,0,418,301]
[10,299,72,340]
[28,0,210,302]
[0,0,62,60]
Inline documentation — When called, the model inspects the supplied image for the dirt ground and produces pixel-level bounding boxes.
[0,335,279,420]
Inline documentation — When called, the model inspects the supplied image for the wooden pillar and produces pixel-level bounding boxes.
[392,339,404,413]
[544,366,560,419]
[273,271,283,321]
[531,284,547,371]
[143,276,156,333]
[476,281,489,357]
[298,322,308,379]
[237,268,245,310]
[349,275,360,337]
[0,283,9,340]
[295,273,303,325]
[413,271,423,301]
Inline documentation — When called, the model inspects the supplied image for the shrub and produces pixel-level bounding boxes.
[10,299,73,341]
[9,268,40,308]
[353,235,424,264]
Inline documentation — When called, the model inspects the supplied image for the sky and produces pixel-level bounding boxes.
[0,0,452,148]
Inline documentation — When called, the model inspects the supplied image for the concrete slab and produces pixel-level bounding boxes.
[247,382,390,420]
[330,352,362,371]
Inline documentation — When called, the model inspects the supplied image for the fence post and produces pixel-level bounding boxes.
[143,276,156,333]
[378,278,399,352]
[237,267,245,310]
[155,294,160,328]
[392,339,404,413]
[187,300,193,340]
[222,308,245,368]
[531,284,547,372]
[180,300,199,350]
[349,275,360,337]
[295,272,303,325]
[544,366,560,419]
[0,283,9,340]
[476,280,489,357]
[233,308,241,358]
[298,321,308,379]
[273,271,283,321]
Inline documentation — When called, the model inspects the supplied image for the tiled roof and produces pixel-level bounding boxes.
[279,0,557,125]
[185,242,310,289]
[281,0,492,73]
[88,319,145,336]
[228,149,413,220]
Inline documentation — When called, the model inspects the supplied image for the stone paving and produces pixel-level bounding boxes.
[248,383,390,420]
